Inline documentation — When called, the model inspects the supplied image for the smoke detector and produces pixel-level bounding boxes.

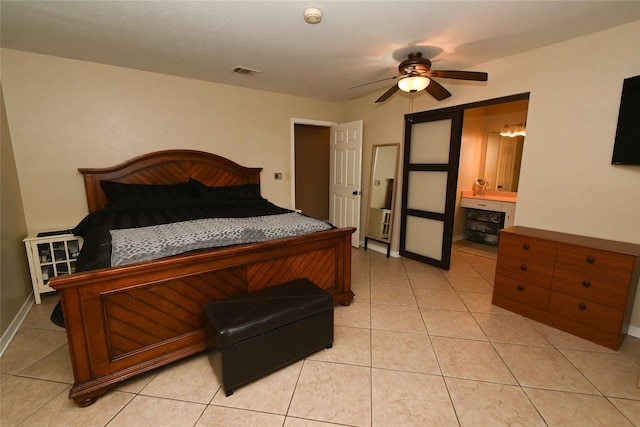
[304,7,322,24]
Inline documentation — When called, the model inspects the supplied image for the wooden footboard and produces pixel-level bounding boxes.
[50,227,355,407]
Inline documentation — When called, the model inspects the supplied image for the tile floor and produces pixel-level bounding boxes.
[2,244,640,426]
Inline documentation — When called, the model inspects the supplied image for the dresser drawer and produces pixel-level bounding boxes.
[498,233,557,265]
[548,292,621,333]
[495,256,554,288]
[494,275,550,309]
[552,271,629,309]
[555,244,636,285]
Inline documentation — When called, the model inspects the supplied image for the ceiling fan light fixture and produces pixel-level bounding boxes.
[398,76,430,93]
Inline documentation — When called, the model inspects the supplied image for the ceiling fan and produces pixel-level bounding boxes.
[355,52,488,103]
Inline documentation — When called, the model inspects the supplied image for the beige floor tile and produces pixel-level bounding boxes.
[20,294,61,329]
[139,353,219,403]
[351,266,370,285]
[107,395,206,426]
[350,278,371,303]
[446,276,493,293]
[308,326,371,366]
[17,344,74,384]
[446,377,546,426]
[431,336,517,384]
[402,256,441,273]
[334,301,370,329]
[372,368,458,427]
[18,387,134,427]
[210,360,302,414]
[371,268,410,287]
[196,405,285,426]
[525,388,634,426]
[8,245,640,427]
[474,264,497,284]
[284,416,348,426]
[494,343,599,393]
[371,303,426,333]
[372,329,440,374]
[421,308,487,340]
[111,368,158,393]
[473,313,552,347]
[443,261,481,278]
[0,327,68,374]
[288,360,371,427]
[370,253,405,271]
[529,320,618,352]
[0,376,69,426]
[457,291,518,315]
[560,349,640,399]
[414,288,467,311]
[619,335,640,365]
[609,398,640,426]
[370,285,417,306]
[407,270,453,290]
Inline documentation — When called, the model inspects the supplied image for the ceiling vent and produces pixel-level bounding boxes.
[233,66,261,75]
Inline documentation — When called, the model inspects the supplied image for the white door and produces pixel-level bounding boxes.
[329,120,363,247]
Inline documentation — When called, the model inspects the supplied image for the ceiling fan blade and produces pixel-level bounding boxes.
[375,84,400,103]
[425,79,452,101]
[349,75,400,90]
[426,70,488,81]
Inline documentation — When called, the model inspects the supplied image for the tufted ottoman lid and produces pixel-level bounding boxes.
[203,278,333,348]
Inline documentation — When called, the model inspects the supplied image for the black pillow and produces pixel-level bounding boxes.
[188,179,263,201]
[100,181,201,206]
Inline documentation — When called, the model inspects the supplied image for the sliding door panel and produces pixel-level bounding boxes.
[400,111,463,269]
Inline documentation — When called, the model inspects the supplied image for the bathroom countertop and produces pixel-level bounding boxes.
[460,190,517,203]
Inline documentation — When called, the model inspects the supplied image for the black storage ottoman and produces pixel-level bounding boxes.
[203,278,334,396]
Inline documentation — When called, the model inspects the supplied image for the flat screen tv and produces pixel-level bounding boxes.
[611,74,640,165]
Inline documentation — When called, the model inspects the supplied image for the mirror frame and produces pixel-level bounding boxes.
[364,143,400,257]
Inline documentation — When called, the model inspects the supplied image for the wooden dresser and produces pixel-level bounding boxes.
[492,226,640,350]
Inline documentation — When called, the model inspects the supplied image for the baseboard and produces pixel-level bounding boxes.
[361,239,400,258]
[0,293,34,358]
[627,324,640,340]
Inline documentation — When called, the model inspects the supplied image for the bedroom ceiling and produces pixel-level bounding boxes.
[2,1,639,102]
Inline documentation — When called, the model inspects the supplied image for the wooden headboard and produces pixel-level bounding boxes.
[79,150,263,213]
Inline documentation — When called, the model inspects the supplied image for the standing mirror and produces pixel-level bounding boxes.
[364,143,400,257]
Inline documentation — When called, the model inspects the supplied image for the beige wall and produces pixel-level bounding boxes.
[340,21,640,325]
[2,20,639,329]
[1,83,32,336]
[1,49,340,232]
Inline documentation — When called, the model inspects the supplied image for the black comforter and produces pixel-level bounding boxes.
[75,199,291,272]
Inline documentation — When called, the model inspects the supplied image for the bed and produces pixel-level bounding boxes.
[48,149,355,407]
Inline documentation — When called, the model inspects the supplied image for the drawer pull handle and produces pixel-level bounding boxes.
[586,256,595,264]
[517,284,524,291]
[578,303,587,311]
[520,264,527,271]
[522,244,530,250]
[582,280,591,288]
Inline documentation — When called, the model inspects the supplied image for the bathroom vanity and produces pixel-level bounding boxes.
[460,191,517,245]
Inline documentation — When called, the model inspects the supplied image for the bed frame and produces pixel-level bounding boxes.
[49,149,355,407]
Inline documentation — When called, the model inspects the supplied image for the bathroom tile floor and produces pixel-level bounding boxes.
[2,244,640,426]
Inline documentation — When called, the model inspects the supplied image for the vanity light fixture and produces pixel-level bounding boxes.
[398,76,430,93]
[500,123,526,137]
